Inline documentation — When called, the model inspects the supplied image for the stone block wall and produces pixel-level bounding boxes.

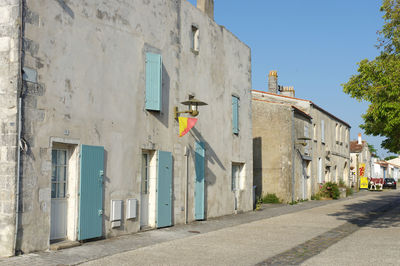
[0,0,21,257]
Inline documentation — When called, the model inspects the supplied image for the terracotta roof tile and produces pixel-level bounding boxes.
[350,140,366,153]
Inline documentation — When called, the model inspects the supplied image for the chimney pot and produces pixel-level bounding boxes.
[281,86,295,97]
[268,70,278,94]
[197,0,214,20]
[358,133,362,145]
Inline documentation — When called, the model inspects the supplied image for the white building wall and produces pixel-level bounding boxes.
[8,0,253,255]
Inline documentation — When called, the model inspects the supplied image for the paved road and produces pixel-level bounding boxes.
[81,190,400,266]
[1,190,398,265]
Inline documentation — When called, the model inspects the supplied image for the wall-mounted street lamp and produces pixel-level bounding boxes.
[174,95,208,119]
[295,137,311,146]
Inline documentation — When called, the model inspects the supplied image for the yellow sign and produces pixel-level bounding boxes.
[360,177,369,189]
[359,163,366,177]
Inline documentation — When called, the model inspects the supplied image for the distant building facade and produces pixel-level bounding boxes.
[253,99,312,203]
[349,133,373,185]
[252,71,351,200]
[373,160,399,181]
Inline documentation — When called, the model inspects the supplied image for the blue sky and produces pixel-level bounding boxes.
[188,0,396,158]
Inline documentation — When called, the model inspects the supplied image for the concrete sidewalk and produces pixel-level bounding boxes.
[0,190,384,266]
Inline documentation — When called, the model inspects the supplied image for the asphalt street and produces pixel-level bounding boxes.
[1,189,398,265]
[81,190,400,266]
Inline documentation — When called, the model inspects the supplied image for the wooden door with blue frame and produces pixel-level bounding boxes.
[195,142,205,220]
[78,145,104,241]
[156,150,173,228]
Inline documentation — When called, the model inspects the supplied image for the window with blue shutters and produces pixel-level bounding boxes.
[232,96,239,135]
[145,53,162,111]
[318,157,323,183]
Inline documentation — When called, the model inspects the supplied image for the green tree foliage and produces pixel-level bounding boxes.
[384,155,398,160]
[367,144,378,156]
[343,0,400,153]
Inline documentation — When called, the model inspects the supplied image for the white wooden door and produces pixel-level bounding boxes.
[232,165,240,211]
[50,149,68,240]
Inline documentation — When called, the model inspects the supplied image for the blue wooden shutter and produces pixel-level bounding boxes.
[232,96,239,134]
[156,150,172,228]
[318,158,322,183]
[78,145,104,240]
[195,142,205,220]
[145,53,162,111]
[321,120,325,143]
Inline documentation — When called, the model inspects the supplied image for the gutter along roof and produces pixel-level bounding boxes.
[252,97,312,120]
[251,90,351,128]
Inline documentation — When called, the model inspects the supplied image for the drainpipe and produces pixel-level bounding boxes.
[14,0,23,254]
[14,98,22,254]
[184,146,189,224]
[291,109,295,203]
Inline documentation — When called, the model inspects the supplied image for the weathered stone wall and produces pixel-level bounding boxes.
[252,100,292,203]
[293,111,312,201]
[309,107,351,194]
[252,90,351,197]
[252,99,312,203]
[15,0,252,254]
[0,0,20,257]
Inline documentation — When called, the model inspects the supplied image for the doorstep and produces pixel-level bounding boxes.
[50,240,81,251]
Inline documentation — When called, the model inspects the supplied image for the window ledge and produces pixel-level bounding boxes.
[191,49,199,55]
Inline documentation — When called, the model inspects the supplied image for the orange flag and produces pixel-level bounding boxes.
[178,117,198,137]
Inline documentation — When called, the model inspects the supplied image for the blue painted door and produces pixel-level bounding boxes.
[195,142,205,220]
[78,145,104,240]
[157,150,172,228]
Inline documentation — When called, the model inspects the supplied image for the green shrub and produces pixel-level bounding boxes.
[311,193,321,200]
[319,182,340,199]
[338,180,346,188]
[255,197,263,210]
[261,193,281,204]
[346,187,353,197]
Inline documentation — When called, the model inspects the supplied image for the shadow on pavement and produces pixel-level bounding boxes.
[327,191,400,229]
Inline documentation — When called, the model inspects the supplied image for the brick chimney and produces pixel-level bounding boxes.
[268,71,278,94]
[358,133,362,145]
[197,0,214,20]
[281,86,295,97]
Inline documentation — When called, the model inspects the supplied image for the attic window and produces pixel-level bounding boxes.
[191,25,199,54]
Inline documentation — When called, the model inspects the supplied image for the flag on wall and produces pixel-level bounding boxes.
[179,117,198,137]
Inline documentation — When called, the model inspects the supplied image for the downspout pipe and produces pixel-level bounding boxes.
[184,146,189,224]
[291,109,295,203]
[14,98,21,255]
[14,0,23,254]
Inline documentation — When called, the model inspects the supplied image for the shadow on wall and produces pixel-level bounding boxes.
[253,137,262,200]
[54,0,75,18]
[328,193,400,228]
[190,127,225,172]
[188,127,225,218]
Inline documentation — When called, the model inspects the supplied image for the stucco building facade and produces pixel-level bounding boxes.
[350,133,373,185]
[252,99,312,203]
[0,0,253,256]
[252,71,351,201]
